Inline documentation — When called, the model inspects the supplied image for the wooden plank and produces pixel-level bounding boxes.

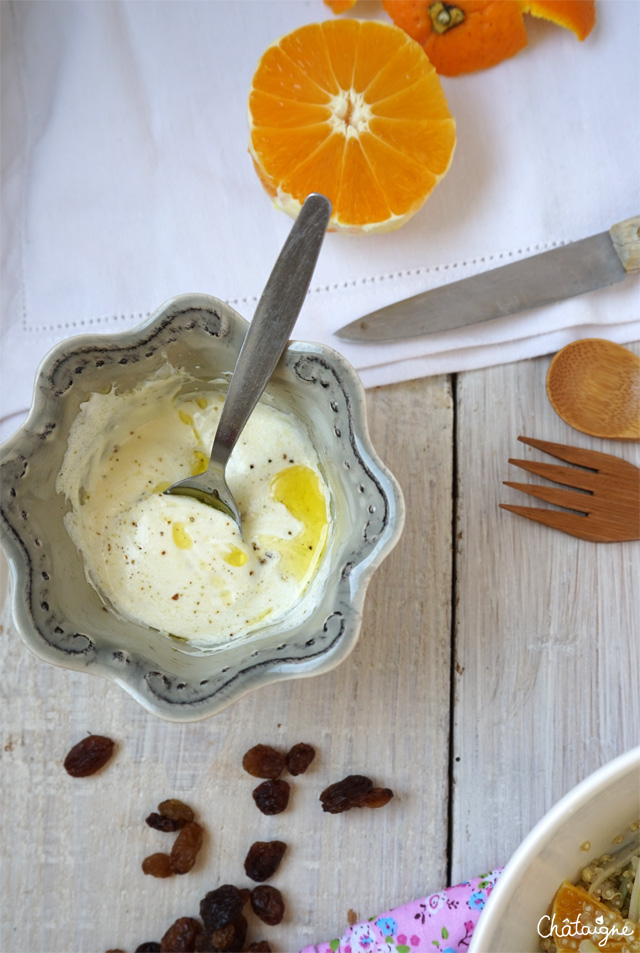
[0,373,454,952]
[451,342,640,884]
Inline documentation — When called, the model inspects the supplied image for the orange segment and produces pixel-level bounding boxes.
[249,41,333,105]
[361,133,439,217]
[549,881,640,952]
[279,22,340,94]
[248,19,456,233]
[336,137,392,227]
[249,91,331,130]
[382,0,529,76]
[249,125,333,181]
[368,118,457,175]
[520,1,595,40]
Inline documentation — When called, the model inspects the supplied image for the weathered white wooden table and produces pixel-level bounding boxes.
[1,343,639,953]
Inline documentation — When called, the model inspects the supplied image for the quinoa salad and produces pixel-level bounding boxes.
[541,826,640,952]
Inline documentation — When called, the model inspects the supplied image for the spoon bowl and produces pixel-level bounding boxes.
[165,193,332,526]
[546,338,640,440]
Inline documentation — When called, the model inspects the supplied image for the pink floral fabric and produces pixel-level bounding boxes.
[299,869,503,953]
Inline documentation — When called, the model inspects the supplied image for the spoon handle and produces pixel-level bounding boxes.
[209,193,331,469]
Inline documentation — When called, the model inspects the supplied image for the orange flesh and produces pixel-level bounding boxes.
[549,880,640,952]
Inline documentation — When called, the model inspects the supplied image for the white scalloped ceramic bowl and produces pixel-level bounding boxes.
[470,746,640,953]
[0,294,404,721]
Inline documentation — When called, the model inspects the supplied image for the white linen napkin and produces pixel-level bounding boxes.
[1,0,639,443]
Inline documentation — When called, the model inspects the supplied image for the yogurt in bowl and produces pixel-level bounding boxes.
[0,293,404,720]
[56,368,332,644]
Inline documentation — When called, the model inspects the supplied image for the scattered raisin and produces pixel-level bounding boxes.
[246,943,272,952]
[135,944,161,952]
[63,734,115,777]
[210,914,247,952]
[250,885,285,926]
[285,742,315,776]
[242,744,285,779]
[244,840,287,882]
[194,935,213,953]
[361,787,394,809]
[200,885,246,933]
[252,779,290,815]
[208,924,234,952]
[160,917,202,952]
[142,852,174,878]
[157,798,195,823]
[146,812,184,833]
[319,774,373,813]
[169,820,204,874]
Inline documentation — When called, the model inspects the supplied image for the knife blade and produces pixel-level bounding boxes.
[335,215,640,343]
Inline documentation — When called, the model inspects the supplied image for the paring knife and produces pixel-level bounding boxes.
[335,216,640,343]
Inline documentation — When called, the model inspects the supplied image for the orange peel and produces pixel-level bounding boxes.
[323,0,357,11]
[382,1,529,76]
[519,0,595,40]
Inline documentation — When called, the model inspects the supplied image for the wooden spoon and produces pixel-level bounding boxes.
[546,338,640,440]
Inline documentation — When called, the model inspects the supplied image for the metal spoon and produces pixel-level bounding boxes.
[165,193,332,527]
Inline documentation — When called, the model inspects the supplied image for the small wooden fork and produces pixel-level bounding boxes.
[500,436,640,542]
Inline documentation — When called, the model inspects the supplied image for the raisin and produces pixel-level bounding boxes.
[210,914,247,952]
[252,779,290,815]
[135,944,161,952]
[157,798,195,823]
[242,744,285,779]
[160,917,202,952]
[63,735,115,777]
[246,944,272,952]
[200,885,245,932]
[361,787,394,809]
[319,774,374,813]
[244,840,287,882]
[169,820,204,874]
[250,885,285,926]
[285,742,315,776]
[194,935,213,953]
[146,812,184,832]
[142,852,174,878]
[208,924,234,951]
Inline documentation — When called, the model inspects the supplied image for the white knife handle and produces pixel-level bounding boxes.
[610,215,640,273]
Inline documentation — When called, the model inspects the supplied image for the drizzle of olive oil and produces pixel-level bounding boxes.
[172,522,193,549]
[191,450,208,476]
[269,465,328,584]
[150,480,172,494]
[223,546,247,568]
[245,607,274,626]
[178,408,201,443]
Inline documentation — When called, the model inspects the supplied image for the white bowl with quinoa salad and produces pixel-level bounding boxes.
[0,293,404,721]
[469,746,640,953]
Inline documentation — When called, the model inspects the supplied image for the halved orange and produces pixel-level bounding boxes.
[248,19,456,233]
[520,1,595,41]
[382,1,528,76]
[549,880,640,952]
